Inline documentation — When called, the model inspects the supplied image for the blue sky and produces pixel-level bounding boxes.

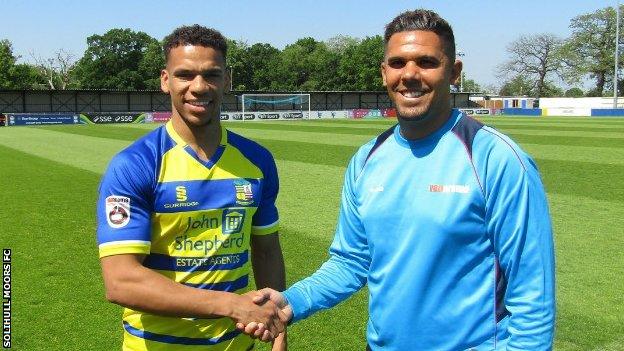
[1,0,618,87]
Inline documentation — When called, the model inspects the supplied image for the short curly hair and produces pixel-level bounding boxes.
[384,9,455,60]
[163,24,228,62]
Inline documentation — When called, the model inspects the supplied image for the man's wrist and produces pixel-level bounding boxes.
[214,292,239,320]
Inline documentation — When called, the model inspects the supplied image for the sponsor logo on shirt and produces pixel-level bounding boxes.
[105,196,130,228]
[176,253,242,268]
[429,184,470,194]
[174,234,244,254]
[223,209,246,234]
[234,180,254,205]
[164,185,199,209]
[176,186,188,202]
[369,185,384,192]
[183,214,219,233]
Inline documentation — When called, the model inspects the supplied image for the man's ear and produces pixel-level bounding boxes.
[451,59,463,86]
[160,69,170,94]
[225,68,232,92]
[381,62,387,87]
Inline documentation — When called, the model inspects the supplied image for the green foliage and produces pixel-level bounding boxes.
[0,39,46,89]
[226,40,281,91]
[73,28,160,90]
[226,39,251,90]
[9,31,384,92]
[269,37,339,91]
[499,75,536,96]
[138,41,165,90]
[247,43,281,91]
[565,87,584,97]
[10,63,47,89]
[562,5,623,96]
[460,75,482,92]
[540,81,565,97]
[325,35,360,54]
[0,39,17,88]
[336,36,384,91]
[498,33,564,98]
[225,35,383,91]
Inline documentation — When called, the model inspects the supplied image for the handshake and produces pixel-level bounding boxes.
[234,288,291,342]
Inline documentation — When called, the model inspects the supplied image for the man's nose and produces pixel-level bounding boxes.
[190,75,209,93]
[401,61,420,81]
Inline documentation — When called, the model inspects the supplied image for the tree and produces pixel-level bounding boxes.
[0,39,45,89]
[499,75,536,96]
[247,43,281,91]
[482,84,499,95]
[459,75,482,92]
[336,35,384,91]
[540,82,564,97]
[564,87,584,97]
[31,49,78,89]
[226,40,281,91]
[138,41,165,90]
[561,6,623,96]
[73,29,159,89]
[498,33,564,97]
[226,39,251,90]
[269,37,339,91]
[0,39,17,88]
[325,35,359,54]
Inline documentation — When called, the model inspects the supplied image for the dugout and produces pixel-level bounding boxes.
[0,89,472,113]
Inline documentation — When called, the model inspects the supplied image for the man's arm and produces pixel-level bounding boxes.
[484,148,556,349]
[251,232,285,292]
[251,232,287,350]
[242,154,370,334]
[100,253,286,336]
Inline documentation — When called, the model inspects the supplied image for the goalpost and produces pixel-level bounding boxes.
[240,93,311,121]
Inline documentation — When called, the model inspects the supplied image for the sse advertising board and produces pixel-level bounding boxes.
[79,112,147,124]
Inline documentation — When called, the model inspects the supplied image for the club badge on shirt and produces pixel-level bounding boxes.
[106,195,131,228]
[234,180,254,205]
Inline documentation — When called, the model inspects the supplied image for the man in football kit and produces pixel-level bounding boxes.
[242,9,556,350]
[97,25,287,351]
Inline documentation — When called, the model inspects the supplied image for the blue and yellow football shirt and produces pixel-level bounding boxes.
[96,121,279,351]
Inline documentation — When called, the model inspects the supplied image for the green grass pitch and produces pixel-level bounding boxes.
[0,116,623,350]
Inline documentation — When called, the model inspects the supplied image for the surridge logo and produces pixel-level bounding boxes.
[176,186,188,202]
[234,180,254,205]
[164,185,199,209]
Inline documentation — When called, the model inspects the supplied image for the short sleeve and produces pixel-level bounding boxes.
[251,152,279,236]
[96,152,154,258]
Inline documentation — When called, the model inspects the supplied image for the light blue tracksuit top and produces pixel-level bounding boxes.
[283,110,556,350]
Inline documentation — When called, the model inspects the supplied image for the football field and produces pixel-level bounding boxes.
[0,116,623,350]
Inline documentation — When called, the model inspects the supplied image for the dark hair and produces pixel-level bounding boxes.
[384,9,455,60]
[163,24,228,61]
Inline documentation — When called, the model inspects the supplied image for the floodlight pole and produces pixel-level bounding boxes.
[615,1,620,108]
[229,66,234,92]
[457,50,465,92]
[461,72,464,93]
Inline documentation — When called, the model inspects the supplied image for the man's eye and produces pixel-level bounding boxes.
[203,73,221,80]
[419,59,439,68]
[388,60,405,69]
[177,73,194,80]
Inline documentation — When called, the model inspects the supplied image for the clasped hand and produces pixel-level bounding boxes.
[236,288,292,342]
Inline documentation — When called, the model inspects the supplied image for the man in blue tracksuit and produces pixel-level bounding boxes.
[240,9,555,350]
